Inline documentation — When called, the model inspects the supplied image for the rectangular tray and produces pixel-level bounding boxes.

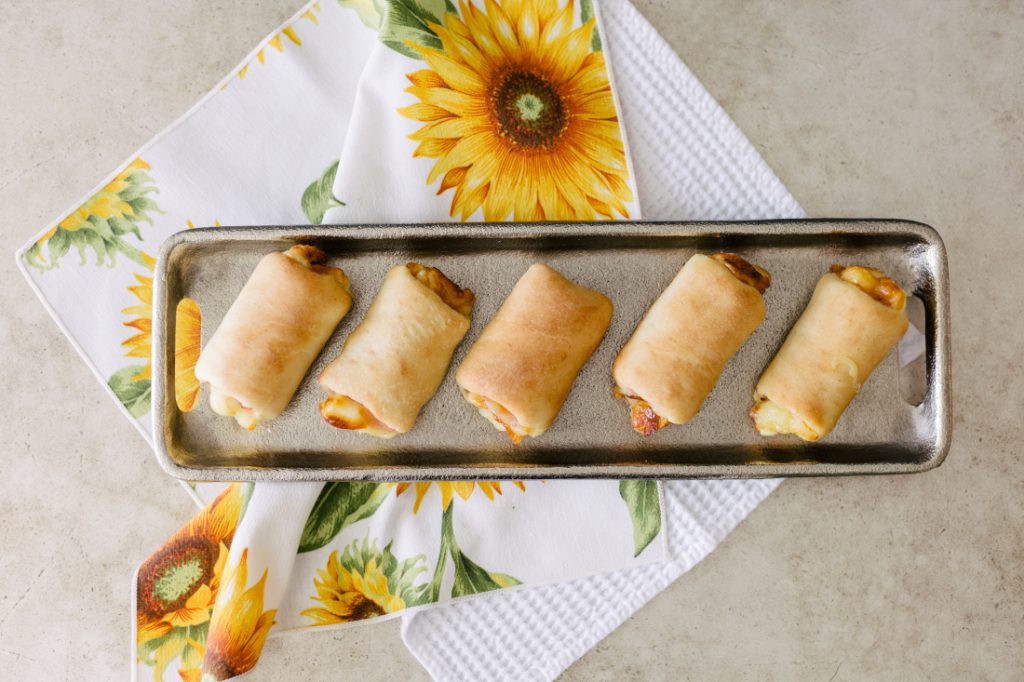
[152,220,951,481]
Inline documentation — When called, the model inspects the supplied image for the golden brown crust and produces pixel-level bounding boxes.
[712,252,772,293]
[612,254,767,427]
[319,264,472,434]
[284,245,350,289]
[456,263,613,439]
[406,262,475,317]
[752,271,909,440]
[195,246,353,428]
[830,264,906,310]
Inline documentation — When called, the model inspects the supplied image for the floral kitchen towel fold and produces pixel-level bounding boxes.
[325,0,636,223]
[399,1,802,679]
[16,2,676,681]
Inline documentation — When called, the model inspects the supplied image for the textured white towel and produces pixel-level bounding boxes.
[400,1,803,678]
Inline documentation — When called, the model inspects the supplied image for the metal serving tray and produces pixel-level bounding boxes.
[152,220,951,481]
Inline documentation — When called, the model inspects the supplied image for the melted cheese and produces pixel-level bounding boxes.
[831,265,906,310]
[319,394,397,438]
[282,244,351,290]
[750,398,819,442]
[406,262,475,316]
[209,387,260,431]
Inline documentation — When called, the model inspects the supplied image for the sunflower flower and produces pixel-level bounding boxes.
[136,484,245,680]
[118,244,203,411]
[302,537,428,625]
[202,549,276,681]
[399,0,633,221]
[25,158,160,269]
[394,480,526,513]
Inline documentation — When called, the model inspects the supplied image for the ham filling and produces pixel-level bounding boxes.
[613,386,670,436]
[463,390,530,443]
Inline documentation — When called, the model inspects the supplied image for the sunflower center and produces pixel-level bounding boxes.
[153,558,203,604]
[515,93,544,121]
[350,594,387,621]
[137,535,217,618]
[492,70,567,149]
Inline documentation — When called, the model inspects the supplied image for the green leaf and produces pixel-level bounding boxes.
[337,0,386,30]
[238,481,256,524]
[107,215,140,238]
[77,229,106,266]
[108,365,151,418]
[47,229,71,263]
[619,480,661,557]
[579,0,601,51]
[298,483,390,552]
[438,503,521,598]
[379,0,448,58]
[450,547,521,597]
[129,196,161,219]
[300,160,345,224]
[403,581,432,607]
[580,0,595,22]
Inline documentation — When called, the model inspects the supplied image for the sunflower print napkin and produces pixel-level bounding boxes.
[16,2,662,681]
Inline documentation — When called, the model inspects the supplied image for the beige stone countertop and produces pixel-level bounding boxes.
[1,1,1021,679]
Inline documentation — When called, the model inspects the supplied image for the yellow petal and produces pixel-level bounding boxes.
[185,583,213,610]
[537,165,561,219]
[413,482,432,512]
[282,26,301,46]
[440,166,468,194]
[538,0,573,50]
[483,153,525,221]
[516,0,541,55]
[414,43,487,95]
[136,618,172,644]
[439,482,454,509]
[406,85,486,117]
[453,481,475,501]
[546,20,593,84]
[435,19,493,77]
[462,0,504,63]
[164,604,211,628]
[565,53,609,96]
[406,69,446,88]
[484,0,520,60]
[573,91,619,120]
[398,102,454,123]
[451,179,489,221]
[408,116,489,141]
[426,131,499,185]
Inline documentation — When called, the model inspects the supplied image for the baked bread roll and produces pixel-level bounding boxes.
[194,245,352,430]
[319,263,474,437]
[613,253,770,435]
[752,265,909,441]
[456,263,613,442]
